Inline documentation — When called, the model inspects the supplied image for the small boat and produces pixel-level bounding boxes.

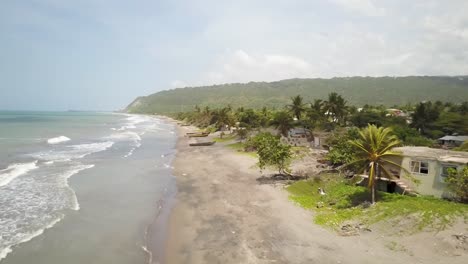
[189,141,215,146]
[186,131,203,135]
[188,132,210,137]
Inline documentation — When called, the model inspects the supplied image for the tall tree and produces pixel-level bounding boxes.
[305,99,326,129]
[271,111,294,137]
[287,95,306,120]
[411,102,440,135]
[347,124,403,204]
[324,92,348,125]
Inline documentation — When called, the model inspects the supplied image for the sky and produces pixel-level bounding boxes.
[1,0,467,111]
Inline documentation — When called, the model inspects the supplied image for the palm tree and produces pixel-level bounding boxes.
[287,95,306,120]
[323,92,348,124]
[213,107,233,131]
[305,99,326,128]
[347,124,404,204]
[271,111,294,137]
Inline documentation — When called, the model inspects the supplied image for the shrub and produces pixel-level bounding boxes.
[254,132,292,174]
[446,166,468,203]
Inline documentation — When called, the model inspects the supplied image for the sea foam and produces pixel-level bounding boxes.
[47,136,71,144]
[0,161,38,187]
[31,141,114,161]
[0,163,95,261]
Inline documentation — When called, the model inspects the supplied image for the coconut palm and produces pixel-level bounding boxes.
[347,124,404,204]
[287,95,306,120]
[213,107,234,131]
[271,111,294,137]
[323,92,348,124]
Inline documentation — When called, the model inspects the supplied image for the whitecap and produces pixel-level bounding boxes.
[61,164,95,210]
[0,163,95,260]
[0,216,63,261]
[0,161,38,187]
[30,141,114,161]
[47,136,71,144]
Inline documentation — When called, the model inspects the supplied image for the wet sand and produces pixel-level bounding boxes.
[164,125,468,264]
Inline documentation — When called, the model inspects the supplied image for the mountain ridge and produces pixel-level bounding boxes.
[126,76,468,113]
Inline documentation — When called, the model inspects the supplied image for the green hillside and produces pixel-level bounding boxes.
[126,76,468,113]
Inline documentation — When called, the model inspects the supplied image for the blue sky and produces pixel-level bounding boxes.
[1,0,467,111]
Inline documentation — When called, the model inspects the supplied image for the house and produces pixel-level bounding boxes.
[438,135,468,148]
[281,128,313,147]
[387,147,468,198]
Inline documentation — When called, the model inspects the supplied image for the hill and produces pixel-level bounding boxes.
[126,76,468,113]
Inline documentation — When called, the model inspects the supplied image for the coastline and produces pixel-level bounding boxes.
[162,122,468,264]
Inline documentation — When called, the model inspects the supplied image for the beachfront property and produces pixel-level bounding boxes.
[387,147,468,198]
[438,135,468,148]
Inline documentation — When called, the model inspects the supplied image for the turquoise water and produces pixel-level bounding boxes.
[0,111,176,263]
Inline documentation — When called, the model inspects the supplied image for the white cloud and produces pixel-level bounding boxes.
[201,50,315,85]
[171,80,188,88]
[330,0,386,16]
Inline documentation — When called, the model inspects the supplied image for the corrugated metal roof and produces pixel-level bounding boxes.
[393,146,468,163]
[438,135,468,142]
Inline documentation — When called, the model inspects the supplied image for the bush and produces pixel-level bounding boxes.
[446,166,468,203]
[326,128,359,166]
[254,132,292,174]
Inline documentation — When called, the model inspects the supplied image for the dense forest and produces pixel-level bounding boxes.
[126,76,468,114]
[171,92,467,151]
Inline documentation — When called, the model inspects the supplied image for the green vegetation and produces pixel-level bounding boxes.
[126,76,468,114]
[347,124,405,204]
[213,134,236,142]
[226,142,257,158]
[454,141,468,151]
[253,133,292,174]
[446,166,468,203]
[326,128,360,165]
[287,175,468,231]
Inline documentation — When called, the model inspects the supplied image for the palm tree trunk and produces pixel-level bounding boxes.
[371,183,376,204]
[372,166,381,204]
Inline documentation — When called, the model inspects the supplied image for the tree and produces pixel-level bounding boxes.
[213,107,234,131]
[411,102,440,135]
[271,111,294,137]
[324,92,348,125]
[445,166,468,203]
[287,95,306,120]
[347,124,404,204]
[326,128,360,165]
[255,133,292,175]
[305,99,326,129]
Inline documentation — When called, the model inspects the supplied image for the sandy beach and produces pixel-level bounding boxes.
[164,124,468,264]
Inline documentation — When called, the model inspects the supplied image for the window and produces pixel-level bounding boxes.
[440,165,457,178]
[410,160,429,174]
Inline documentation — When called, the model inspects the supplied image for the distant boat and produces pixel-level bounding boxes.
[188,132,210,137]
[189,141,215,146]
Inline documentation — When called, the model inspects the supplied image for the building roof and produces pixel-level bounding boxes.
[438,135,468,142]
[393,146,468,164]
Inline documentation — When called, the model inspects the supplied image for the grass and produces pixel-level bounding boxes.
[213,134,237,143]
[287,174,468,232]
[226,142,257,158]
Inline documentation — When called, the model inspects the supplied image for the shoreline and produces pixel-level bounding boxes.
[162,122,468,264]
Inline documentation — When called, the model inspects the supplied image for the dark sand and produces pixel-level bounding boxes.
[164,125,468,264]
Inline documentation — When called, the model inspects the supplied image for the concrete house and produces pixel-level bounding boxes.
[389,147,468,198]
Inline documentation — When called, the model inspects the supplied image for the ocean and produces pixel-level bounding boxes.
[0,111,176,263]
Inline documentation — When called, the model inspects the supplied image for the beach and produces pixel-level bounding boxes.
[164,124,468,264]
